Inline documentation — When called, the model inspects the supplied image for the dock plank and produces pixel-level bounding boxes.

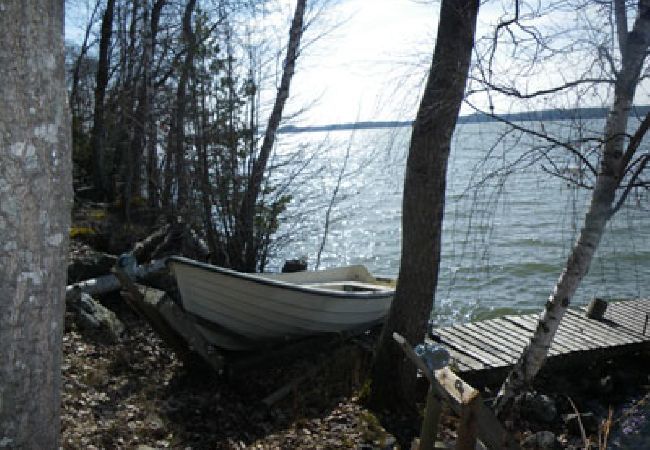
[434,299,650,378]
[504,315,582,353]
[446,324,521,362]
[437,328,510,367]
[469,321,528,354]
[565,310,645,345]
[428,334,486,371]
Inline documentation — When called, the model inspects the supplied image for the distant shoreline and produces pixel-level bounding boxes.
[279,105,650,133]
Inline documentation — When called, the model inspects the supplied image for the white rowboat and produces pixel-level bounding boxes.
[167,256,395,351]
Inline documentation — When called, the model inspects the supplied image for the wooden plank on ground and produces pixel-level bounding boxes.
[474,317,564,357]
[607,301,647,322]
[566,310,640,344]
[468,321,527,355]
[480,318,536,346]
[506,314,587,355]
[608,302,650,334]
[471,320,528,348]
[604,305,649,336]
[565,310,646,345]
[434,299,650,380]
[446,347,485,372]
[435,330,504,368]
[432,369,520,450]
[428,335,486,372]
[503,315,582,353]
[556,319,612,349]
[437,328,512,367]
[452,323,523,360]
[438,327,511,367]
[603,307,643,332]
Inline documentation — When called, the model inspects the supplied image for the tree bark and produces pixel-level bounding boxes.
[146,0,166,208]
[0,0,72,446]
[171,0,197,213]
[369,0,479,409]
[233,0,306,272]
[494,0,650,415]
[90,0,116,199]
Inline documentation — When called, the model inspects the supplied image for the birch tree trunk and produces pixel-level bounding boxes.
[0,0,72,446]
[495,0,650,414]
[369,0,479,408]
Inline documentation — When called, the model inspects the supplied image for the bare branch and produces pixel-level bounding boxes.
[468,76,615,99]
[620,112,650,175]
[464,100,599,177]
[488,0,520,77]
[611,153,649,216]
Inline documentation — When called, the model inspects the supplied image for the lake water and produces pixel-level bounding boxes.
[271,119,649,325]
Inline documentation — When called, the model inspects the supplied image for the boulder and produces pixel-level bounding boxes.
[71,292,125,343]
[67,241,117,283]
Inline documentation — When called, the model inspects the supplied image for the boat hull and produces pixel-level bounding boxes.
[167,257,394,351]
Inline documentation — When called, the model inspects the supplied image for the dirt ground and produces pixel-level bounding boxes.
[61,291,650,450]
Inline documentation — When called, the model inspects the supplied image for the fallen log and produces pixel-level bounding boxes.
[133,224,170,263]
[113,267,225,372]
[65,258,168,302]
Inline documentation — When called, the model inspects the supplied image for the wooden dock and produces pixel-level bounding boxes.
[430,299,650,384]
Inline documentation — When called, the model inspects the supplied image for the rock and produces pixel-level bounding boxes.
[517,392,558,423]
[521,431,557,449]
[73,293,125,343]
[563,412,600,436]
[67,241,117,283]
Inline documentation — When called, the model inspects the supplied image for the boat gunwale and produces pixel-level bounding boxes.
[167,256,395,300]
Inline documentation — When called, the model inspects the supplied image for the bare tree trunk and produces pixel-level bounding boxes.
[369,0,479,409]
[123,0,144,221]
[146,0,166,208]
[90,0,116,199]
[0,0,72,446]
[172,0,197,213]
[495,0,650,414]
[69,0,101,112]
[233,0,306,271]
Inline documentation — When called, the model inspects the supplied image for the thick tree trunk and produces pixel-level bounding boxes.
[90,0,116,199]
[233,0,306,272]
[369,0,479,409]
[494,0,650,414]
[0,0,72,446]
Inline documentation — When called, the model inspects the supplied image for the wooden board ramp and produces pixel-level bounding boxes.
[429,299,650,384]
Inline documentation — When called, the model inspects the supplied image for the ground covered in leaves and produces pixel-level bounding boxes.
[61,291,650,449]
[61,299,461,449]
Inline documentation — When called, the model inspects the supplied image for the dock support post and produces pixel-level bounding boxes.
[419,384,442,450]
[586,298,608,320]
[455,391,480,450]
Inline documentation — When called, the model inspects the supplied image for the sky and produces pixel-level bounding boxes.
[64,0,446,125]
[288,0,436,125]
[65,0,648,126]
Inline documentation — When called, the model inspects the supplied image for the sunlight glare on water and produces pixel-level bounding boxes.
[271,120,649,325]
